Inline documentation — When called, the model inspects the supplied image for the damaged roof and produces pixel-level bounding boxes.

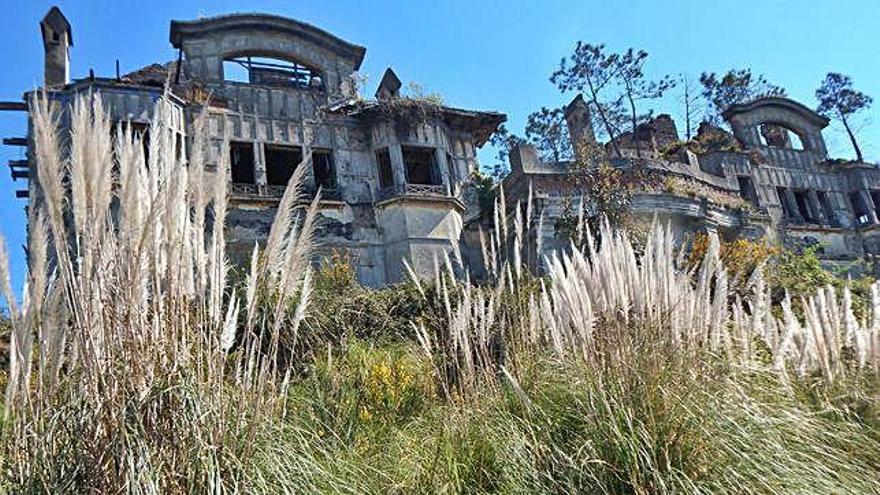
[328,98,506,147]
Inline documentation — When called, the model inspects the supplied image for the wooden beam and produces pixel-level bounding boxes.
[0,102,27,112]
[3,137,26,146]
[11,169,28,180]
[8,160,28,168]
[15,190,28,199]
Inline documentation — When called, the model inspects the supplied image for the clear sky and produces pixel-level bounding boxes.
[1,0,878,293]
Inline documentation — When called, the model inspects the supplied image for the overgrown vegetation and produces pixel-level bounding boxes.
[1,93,880,494]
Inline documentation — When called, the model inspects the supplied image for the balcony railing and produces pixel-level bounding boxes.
[377,183,455,201]
[231,183,342,201]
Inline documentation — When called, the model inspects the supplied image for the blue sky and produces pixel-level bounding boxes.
[1,0,878,292]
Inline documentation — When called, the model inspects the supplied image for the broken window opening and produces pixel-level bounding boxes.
[265,144,303,186]
[230,141,255,184]
[222,56,324,89]
[816,191,836,226]
[736,176,758,206]
[777,187,799,222]
[313,150,336,189]
[758,124,805,151]
[376,148,394,189]
[402,146,440,186]
[849,191,871,226]
[793,190,817,223]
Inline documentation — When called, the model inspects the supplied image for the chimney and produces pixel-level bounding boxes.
[375,67,402,100]
[40,7,72,89]
[564,94,596,162]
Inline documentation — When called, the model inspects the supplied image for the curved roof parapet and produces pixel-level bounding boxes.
[722,96,829,129]
[169,13,367,69]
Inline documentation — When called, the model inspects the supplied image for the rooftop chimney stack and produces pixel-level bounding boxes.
[375,67,402,100]
[40,7,73,89]
[564,94,597,162]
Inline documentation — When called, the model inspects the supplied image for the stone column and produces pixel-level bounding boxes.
[435,148,452,193]
[860,190,879,224]
[389,144,407,188]
[253,141,267,186]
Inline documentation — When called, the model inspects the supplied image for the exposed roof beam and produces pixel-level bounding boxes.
[0,102,27,112]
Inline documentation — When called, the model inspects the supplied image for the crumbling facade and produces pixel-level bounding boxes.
[5,7,880,286]
[6,8,503,287]
[506,93,880,274]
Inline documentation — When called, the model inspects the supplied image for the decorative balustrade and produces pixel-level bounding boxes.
[377,183,455,201]
[230,183,342,201]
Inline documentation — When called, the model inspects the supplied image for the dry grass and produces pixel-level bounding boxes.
[0,91,877,493]
[0,92,320,492]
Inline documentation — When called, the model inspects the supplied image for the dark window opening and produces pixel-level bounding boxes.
[816,191,836,226]
[777,187,798,221]
[51,31,60,43]
[849,192,871,226]
[793,190,817,223]
[230,141,255,184]
[402,146,440,185]
[737,176,758,206]
[265,144,303,186]
[376,148,394,189]
[313,150,336,189]
[222,56,323,89]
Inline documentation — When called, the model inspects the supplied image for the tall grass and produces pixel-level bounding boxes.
[0,92,319,492]
[0,92,878,493]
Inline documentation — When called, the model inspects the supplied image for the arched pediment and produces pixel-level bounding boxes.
[722,96,829,156]
[170,13,365,69]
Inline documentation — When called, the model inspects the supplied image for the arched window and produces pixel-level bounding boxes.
[757,123,806,151]
[222,55,324,89]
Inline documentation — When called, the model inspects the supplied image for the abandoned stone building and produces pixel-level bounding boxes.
[505,94,880,273]
[4,7,504,287]
[5,7,880,286]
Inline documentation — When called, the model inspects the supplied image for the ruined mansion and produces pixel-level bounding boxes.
[5,7,880,285]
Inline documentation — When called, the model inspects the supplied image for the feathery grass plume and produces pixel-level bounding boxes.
[0,91,317,493]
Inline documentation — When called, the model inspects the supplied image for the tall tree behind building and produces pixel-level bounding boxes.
[816,72,873,163]
[700,69,785,123]
[525,107,572,162]
[613,49,675,157]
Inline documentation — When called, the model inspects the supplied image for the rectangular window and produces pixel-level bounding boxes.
[793,190,816,223]
[230,141,255,184]
[849,191,870,226]
[265,144,303,186]
[816,191,836,226]
[776,187,797,220]
[737,176,758,206]
[313,150,336,189]
[376,148,394,189]
[402,146,439,185]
